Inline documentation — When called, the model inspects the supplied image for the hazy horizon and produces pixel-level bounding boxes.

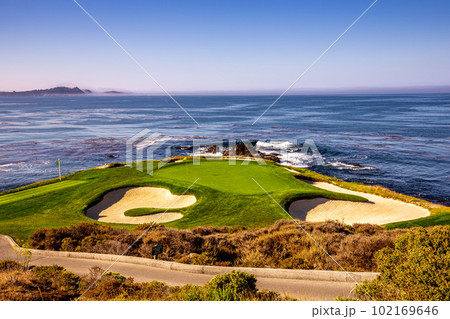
[3,85,450,96]
[1,0,449,93]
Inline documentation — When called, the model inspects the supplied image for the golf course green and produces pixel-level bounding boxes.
[1,158,448,244]
[0,159,367,242]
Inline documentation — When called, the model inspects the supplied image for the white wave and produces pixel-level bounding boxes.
[193,146,224,157]
[328,161,376,171]
[277,152,319,168]
[0,161,25,168]
[256,141,294,150]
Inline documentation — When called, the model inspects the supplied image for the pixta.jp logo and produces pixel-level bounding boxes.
[126,129,173,175]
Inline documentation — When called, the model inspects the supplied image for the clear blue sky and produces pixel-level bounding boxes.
[1,0,449,93]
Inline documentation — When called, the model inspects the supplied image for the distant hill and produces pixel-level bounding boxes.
[0,86,87,97]
[104,90,124,94]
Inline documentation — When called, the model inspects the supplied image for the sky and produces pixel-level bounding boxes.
[1,0,450,93]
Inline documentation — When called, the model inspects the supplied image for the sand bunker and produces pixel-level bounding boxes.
[86,187,196,224]
[289,182,430,225]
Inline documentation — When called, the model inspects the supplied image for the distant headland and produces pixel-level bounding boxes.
[0,87,125,97]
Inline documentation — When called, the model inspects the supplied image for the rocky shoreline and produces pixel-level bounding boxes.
[204,142,281,163]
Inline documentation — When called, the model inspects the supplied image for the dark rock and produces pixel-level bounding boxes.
[342,161,363,167]
[259,152,280,163]
[206,145,218,154]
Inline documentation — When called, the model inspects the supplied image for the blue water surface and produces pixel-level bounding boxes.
[0,94,449,205]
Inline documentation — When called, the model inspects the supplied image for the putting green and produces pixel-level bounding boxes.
[154,160,311,195]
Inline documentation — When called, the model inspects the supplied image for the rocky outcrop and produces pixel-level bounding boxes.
[205,142,280,163]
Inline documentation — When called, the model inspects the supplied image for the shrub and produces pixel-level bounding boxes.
[279,256,309,269]
[81,234,111,252]
[31,265,80,292]
[93,240,129,255]
[31,265,65,279]
[1,266,295,301]
[103,272,126,282]
[204,271,257,300]
[189,252,217,265]
[28,228,47,249]
[61,237,78,251]
[355,226,450,301]
[169,284,204,301]
[29,220,410,272]
[0,260,22,272]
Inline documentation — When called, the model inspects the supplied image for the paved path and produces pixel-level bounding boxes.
[0,236,356,300]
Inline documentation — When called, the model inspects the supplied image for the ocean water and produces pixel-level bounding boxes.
[0,94,449,205]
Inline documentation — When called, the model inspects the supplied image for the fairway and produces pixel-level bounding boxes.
[0,180,86,205]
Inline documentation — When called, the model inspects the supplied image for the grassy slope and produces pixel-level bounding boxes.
[0,159,365,242]
[287,165,450,229]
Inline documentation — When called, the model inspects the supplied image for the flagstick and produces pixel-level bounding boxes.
[58,158,61,181]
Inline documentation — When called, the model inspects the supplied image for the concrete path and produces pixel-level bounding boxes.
[0,235,358,300]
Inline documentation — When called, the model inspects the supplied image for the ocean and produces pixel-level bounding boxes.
[0,94,449,205]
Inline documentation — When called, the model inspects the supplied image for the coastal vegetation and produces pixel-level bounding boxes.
[353,225,449,301]
[0,263,292,301]
[29,220,406,272]
[6,224,448,301]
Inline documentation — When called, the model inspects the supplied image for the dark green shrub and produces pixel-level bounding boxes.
[31,265,81,293]
[256,289,284,301]
[190,252,217,265]
[355,226,450,301]
[169,284,204,301]
[81,234,111,251]
[204,271,257,300]
[31,265,65,279]
[61,237,78,251]
[103,272,126,282]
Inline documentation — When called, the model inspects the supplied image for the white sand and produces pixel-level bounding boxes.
[289,182,430,225]
[86,187,196,224]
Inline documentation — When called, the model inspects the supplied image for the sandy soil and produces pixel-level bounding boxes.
[86,187,196,224]
[289,182,430,225]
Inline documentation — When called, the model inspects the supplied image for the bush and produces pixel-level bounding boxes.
[0,260,22,272]
[1,265,294,301]
[190,252,217,265]
[61,237,78,251]
[31,265,81,293]
[28,220,408,272]
[355,226,450,301]
[279,256,309,269]
[204,271,257,300]
[103,272,126,282]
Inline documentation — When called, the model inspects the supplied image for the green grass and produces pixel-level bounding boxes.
[154,160,308,194]
[0,159,366,242]
[124,207,179,217]
[0,180,86,205]
[385,208,450,229]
